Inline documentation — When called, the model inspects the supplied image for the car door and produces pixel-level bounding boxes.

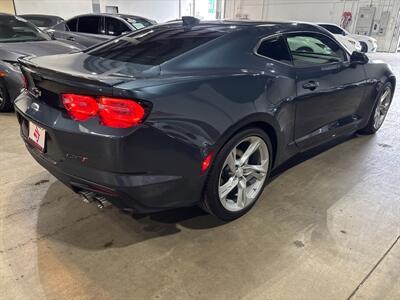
[284,32,367,150]
[57,16,108,47]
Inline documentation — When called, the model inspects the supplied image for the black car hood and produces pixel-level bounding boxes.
[0,40,81,62]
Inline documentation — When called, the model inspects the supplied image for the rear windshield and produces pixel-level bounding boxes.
[22,16,60,27]
[0,16,50,43]
[87,26,228,65]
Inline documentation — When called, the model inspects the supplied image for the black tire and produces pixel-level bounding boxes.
[202,128,273,221]
[359,82,393,135]
[360,41,368,53]
[0,83,13,112]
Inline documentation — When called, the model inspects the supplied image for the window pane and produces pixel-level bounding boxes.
[23,17,52,27]
[286,34,346,66]
[88,26,227,65]
[320,24,344,35]
[122,17,152,30]
[67,18,77,31]
[105,17,130,36]
[78,16,100,34]
[53,22,69,31]
[0,16,49,42]
[257,36,292,64]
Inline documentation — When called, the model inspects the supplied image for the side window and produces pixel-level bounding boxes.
[256,36,292,64]
[77,16,101,34]
[105,17,130,36]
[66,18,78,31]
[53,22,69,31]
[321,24,345,35]
[286,33,346,66]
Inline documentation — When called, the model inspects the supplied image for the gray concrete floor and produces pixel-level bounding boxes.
[1,53,400,300]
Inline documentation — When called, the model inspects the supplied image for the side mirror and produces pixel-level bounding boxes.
[350,51,369,65]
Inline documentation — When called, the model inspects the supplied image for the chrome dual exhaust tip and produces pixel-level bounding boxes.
[78,191,95,203]
[78,191,111,209]
[95,196,111,209]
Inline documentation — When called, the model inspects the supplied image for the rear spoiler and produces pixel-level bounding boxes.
[18,56,129,87]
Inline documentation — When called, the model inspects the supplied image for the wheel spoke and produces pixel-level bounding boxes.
[381,89,390,102]
[226,148,237,172]
[374,107,381,128]
[243,160,268,180]
[219,177,239,201]
[239,140,260,166]
[236,179,247,208]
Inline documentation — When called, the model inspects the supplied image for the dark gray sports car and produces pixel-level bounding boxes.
[0,13,84,112]
[15,18,395,221]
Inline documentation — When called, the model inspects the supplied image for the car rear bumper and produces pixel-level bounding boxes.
[14,92,205,213]
[23,141,194,212]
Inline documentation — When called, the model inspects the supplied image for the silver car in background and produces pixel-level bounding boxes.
[0,13,84,112]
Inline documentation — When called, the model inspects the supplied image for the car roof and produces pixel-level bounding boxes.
[162,19,329,36]
[70,13,148,20]
[318,23,341,27]
[20,14,63,19]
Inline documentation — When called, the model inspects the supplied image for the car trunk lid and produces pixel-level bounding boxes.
[19,53,160,108]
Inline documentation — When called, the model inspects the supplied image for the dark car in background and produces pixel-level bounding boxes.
[0,13,83,112]
[20,14,64,30]
[15,19,395,220]
[51,13,156,47]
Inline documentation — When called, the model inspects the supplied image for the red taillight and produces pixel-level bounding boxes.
[99,97,145,128]
[62,94,98,121]
[61,94,146,128]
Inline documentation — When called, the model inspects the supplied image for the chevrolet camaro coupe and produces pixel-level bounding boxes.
[14,18,395,221]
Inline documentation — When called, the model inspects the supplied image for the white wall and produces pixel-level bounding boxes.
[100,0,180,22]
[14,0,93,19]
[14,0,217,23]
[225,0,400,52]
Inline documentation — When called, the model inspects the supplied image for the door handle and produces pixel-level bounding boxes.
[303,81,320,91]
[67,36,75,41]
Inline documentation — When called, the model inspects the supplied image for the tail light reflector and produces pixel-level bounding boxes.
[99,97,145,128]
[61,94,146,128]
[62,94,98,121]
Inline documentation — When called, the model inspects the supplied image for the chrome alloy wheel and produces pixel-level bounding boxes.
[0,89,4,107]
[218,136,269,212]
[374,86,392,130]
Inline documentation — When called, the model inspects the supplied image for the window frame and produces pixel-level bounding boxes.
[254,31,350,69]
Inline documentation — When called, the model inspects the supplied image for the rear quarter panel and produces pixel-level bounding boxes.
[115,64,298,169]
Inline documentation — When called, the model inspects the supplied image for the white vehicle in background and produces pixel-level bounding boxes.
[318,23,378,53]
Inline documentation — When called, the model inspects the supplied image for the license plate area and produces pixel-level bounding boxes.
[28,121,46,152]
